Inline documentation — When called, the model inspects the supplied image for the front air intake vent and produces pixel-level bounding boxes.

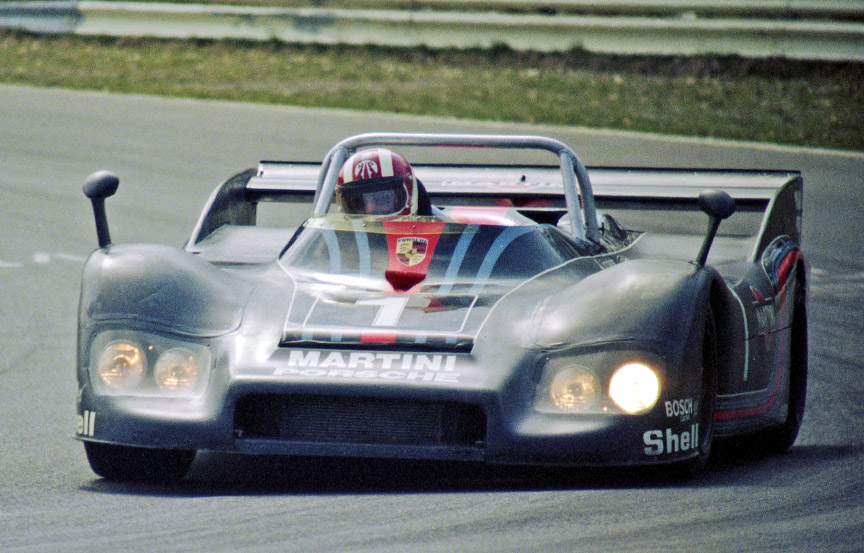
[234,395,486,447]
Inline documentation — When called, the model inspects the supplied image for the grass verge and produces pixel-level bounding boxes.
[2,31,861,151]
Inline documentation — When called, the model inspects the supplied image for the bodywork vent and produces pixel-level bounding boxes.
[234,395,486,448]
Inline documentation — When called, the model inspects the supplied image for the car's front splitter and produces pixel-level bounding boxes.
[77,379,707,468]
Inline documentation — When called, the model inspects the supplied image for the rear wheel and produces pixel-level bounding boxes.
[84,442,196,483]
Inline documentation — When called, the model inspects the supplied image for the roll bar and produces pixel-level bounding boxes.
[313,133,598,243]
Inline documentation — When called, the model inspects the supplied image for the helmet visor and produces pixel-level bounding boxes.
[337,176,408,216]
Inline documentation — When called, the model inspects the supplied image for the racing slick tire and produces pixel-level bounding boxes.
[753,281,808,454]
[84,442,196,482]
[679,308,717,474]
[648,307,716,479]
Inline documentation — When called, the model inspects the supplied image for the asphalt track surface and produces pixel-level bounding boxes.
[1,84,862,553]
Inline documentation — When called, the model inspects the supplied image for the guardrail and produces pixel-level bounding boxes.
[2,1,863,61]
[223,0,864,19]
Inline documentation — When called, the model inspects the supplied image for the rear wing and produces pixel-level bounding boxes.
[188,161,802,263]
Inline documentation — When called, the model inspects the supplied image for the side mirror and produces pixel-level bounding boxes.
[83,170,119,200]
[83,171,119,248]
[698,189,736,221]
[694,189,735,267]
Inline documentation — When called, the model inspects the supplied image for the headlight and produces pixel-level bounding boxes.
[154,348,202,392]
[88,331,211,397]
[96,340,146,389]
[549,366,599,411]
[534,360,600,413]
[609,362,660,414]
[534,354,662,415]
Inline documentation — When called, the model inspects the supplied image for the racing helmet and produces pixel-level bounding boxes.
[335,148,418,216]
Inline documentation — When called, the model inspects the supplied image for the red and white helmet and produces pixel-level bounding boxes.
[336,148,418,216]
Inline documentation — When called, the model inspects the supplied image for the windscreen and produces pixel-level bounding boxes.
[280,217,580,289]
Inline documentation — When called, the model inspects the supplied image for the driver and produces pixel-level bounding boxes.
[335,148,432,217]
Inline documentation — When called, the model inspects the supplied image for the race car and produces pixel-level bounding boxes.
[76,133,807,481]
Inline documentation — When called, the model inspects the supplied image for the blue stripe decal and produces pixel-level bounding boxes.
[351,221,371,275]
[320,226,341,274]
[471,226,535,294]
[300,329,342,343]
[439,226,477,293]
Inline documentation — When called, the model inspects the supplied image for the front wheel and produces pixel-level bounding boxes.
[683,309,718,472]
[84,442,196,483]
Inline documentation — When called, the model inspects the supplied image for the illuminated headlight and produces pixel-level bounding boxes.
[89,331,211,397]
[535,360,600,413]
[609,362,660,414]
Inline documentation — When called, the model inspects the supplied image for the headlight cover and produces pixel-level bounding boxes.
[534,359,601,413]
[89,330,211,397]
[534,352,662,415]
[95,340,146,390]
[608,362,660,414]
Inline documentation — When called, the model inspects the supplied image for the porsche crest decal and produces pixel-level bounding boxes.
[395,237,428,266]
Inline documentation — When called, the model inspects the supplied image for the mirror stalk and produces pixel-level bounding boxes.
[83,171,120,249]
[694,189,736,267]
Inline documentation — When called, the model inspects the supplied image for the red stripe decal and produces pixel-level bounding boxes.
[716,250,803,422]
[778,250,803,289]
[360,332,397,344]
[448,206,517,226]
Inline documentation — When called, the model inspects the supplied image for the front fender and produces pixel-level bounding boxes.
[532,259,715,357]
[79,244,253,337]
